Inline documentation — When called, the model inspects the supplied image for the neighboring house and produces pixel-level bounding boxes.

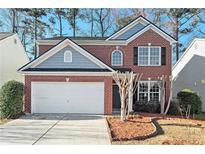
[172,38,205,112]
[19,16,177,114]
[0,32,29,87]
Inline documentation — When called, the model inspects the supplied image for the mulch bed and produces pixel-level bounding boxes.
[106,116,157,141]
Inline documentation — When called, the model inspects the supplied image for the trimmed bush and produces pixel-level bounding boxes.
[133,101,160,113]
[167,98,181,115]
[0,80,24,119]
[177,89,202,114]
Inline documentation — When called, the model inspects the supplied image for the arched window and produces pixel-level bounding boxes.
[64,50,72,62]
[111,50,123,66]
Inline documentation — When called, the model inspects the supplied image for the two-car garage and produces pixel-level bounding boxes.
[31,82,105,114]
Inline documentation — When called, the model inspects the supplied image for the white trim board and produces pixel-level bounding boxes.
[19,38,115,72]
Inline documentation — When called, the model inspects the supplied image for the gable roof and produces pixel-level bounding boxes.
[106,15,177,43]
[19,38,115,73]
[0,32,14,41]
[172,38,205,79]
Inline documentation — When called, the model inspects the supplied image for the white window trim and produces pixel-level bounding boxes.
[111,50,123,66]
[138,46,161,66]
[137,80,161,102]
[64,50,72,63]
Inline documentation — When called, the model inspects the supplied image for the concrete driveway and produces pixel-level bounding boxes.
[0,114,110,145]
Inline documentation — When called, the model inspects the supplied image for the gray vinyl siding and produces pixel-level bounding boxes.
[115,23,146,40]
[36,45,101,68]
[173,55,205,111]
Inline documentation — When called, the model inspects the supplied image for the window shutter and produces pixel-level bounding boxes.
[161,47,166,65]
[133,47,138,65]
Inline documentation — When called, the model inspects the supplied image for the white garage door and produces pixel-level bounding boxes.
[31,82,104,114]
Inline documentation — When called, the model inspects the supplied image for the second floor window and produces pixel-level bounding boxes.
[138,46,161,66]
[112,50,123,66]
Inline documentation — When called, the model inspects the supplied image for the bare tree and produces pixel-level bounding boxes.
[113,8,146,29]
[113,71,142,121]
[158,75,173,114]
[82,9,95,37]
[94,8,113,37]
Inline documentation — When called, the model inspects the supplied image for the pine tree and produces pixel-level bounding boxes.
[49,8,66,36]
[22,8,49,57]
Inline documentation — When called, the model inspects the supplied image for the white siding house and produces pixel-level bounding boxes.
[172,38,205,112]
[0,33,29,87]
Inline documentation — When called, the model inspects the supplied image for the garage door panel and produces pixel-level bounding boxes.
[31,82,104,114]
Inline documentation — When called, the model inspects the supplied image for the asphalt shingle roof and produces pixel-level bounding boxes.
[44,36,108,40]
[0,32,14,41]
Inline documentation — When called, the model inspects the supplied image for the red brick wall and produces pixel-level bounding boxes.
[25,75,113,115]
[81,29,172,102]
[38,29,172,102]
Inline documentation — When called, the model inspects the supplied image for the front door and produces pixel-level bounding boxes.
[112,85,121,111]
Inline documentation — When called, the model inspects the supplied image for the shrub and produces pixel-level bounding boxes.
[167,98,181,115]
[133,101,160,113]
[0,80,24,119]
[177,89,202,114]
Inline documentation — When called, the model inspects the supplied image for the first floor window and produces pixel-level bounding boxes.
[138,82,149,102]
[138,81,160,102]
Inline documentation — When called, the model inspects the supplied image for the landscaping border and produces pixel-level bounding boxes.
[105,115,159,142]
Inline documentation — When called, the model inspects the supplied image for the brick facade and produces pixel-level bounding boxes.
[24,75,113,115]
[81,29,172,102]
[38,29,172,102]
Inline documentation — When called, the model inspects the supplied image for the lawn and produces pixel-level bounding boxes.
[107,114,205,145]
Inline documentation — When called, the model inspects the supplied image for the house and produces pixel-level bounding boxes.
[18,16,177,114]
[0,32,29,87]
[172,38,205,112]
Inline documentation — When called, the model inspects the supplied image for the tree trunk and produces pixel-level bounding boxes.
[175,18,179,61]
[59,15,62,36]
[160,80,165,114]
[73,9,76,37]
[12,9,16,33]
[99,9,104,37]
[164,81,173,114]
[91,9,94,37]
[34,16,37,58]
[128,74,133,112]
[121,87,126,121]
